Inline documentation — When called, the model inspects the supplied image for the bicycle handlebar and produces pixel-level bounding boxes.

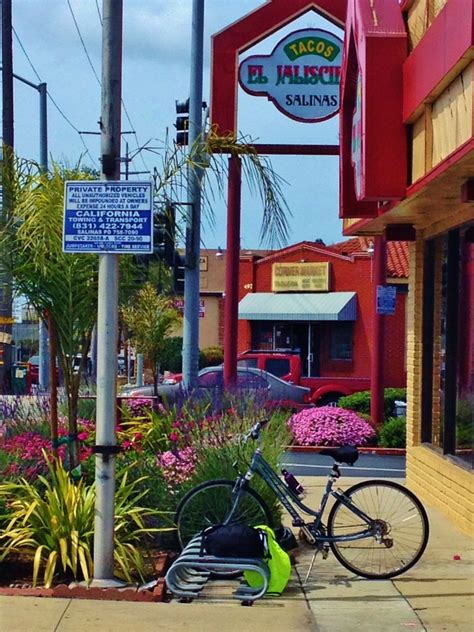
[244,418,270,442]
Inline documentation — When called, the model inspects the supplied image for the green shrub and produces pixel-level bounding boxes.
[339,388,407,419]
[199,346,224,369]
[160,337,183,373]
[378,416,406,448]
[76,396,97,422]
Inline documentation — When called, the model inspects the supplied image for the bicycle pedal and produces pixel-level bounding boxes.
[298,526,316,544]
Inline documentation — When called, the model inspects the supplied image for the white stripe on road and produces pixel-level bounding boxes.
[280,462,405,473]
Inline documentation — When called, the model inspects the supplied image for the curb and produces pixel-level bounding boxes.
[0,553,171,602]
[286,445,406,456]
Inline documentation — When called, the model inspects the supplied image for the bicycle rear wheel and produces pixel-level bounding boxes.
[175,479,273,549]
[327,480,429,579]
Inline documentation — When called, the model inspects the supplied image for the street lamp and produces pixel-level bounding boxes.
[1,66,49,390]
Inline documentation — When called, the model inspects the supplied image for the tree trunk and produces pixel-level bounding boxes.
[67,368,82,471]
[47,312,59,459]
[153,361,159,397]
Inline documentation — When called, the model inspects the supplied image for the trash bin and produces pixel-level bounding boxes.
[12,363,28,395]
[394,400,407,417]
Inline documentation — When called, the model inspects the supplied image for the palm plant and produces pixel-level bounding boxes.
[1,161,99,467]
[152,127,291,249]
[0,453,173,587]
[121,283,182,395]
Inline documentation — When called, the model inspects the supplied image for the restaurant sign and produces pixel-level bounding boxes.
[272,262,330,292]
[239,28,343,123]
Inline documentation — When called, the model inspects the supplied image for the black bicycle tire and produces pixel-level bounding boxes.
[327,479,429,579]
[175,479,273,550]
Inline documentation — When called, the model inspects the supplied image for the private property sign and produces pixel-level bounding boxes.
[239,28,343,123]
[63,181,153,254]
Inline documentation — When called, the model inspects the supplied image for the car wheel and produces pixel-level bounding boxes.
[317,394,342,407]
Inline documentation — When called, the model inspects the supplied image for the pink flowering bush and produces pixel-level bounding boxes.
[0,418,94,481]
[123,397,165,418]
[158,447,198,488]
[288,406,375,447]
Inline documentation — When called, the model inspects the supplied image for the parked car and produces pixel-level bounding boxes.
[121,366,311,408]
[27,355,59,385]
[237,349,373,406]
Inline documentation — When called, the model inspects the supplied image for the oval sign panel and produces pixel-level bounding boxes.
[239,28,343,123]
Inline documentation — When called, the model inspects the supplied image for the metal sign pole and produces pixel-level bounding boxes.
[92,0,123,586]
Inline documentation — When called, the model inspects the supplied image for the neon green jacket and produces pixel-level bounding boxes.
[244,525,292,596]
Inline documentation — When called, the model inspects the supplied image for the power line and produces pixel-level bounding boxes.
[11,26,99,169]
[12,27,41,83]
[88,0,151,174]
[69,0,150,174]
[67,0,101,86]
[94,0,103,26]
[122,102,151,173]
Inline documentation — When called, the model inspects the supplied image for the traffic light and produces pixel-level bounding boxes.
[154,204,175,267]
[173,253,185,296]
[175,99,189,146]
[174,99,208,146]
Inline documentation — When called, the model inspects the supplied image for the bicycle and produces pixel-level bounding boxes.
[175,418,429,580]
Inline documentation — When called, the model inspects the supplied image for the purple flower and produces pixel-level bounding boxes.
[288,407,375,447]
[157,446,197,487]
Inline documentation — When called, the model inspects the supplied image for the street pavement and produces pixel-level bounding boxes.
[281,450,406,478]
[0,476,472,631]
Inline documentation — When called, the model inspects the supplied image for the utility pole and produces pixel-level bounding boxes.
[92,0,123,587]
[0,0,14,394]
[182,0,204,388]
[38,82,48,390]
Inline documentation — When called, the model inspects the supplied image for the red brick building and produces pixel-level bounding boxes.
[237,239,408,400]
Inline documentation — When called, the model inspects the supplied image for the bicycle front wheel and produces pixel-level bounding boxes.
[175,479,272,549]
[327,480,429,579]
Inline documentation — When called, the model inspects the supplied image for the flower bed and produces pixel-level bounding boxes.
[0,392,291,590]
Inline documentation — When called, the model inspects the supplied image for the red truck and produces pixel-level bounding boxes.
[237,350,371,406]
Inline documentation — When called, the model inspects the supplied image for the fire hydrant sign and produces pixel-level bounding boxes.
[63,181,153,253]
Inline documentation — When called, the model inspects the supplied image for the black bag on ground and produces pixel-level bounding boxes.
[201,524,266,558]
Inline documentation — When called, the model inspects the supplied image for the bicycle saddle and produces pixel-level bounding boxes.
[319,446,359,465]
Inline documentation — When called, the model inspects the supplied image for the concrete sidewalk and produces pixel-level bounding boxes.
[296,476,474,631]
[0,477,472,631]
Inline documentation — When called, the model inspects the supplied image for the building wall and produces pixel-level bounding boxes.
[407,447,473,536]
[412,63,473,182]
[405,220,473,537]
[238,244,407,387]
[339,0,474,535]
[199,296,222,348]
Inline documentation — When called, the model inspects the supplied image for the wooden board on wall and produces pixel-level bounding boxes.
[412,113,426,183]
[431,64,473,167]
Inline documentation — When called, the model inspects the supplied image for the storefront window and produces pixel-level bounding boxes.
[424,227,473,466]
[252,323,274,350]
[329,323,353,360]
[274,324,292,350]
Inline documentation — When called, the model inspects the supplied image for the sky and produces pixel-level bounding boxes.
[3,0,345,251]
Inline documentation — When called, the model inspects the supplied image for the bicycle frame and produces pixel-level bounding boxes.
[229,446,379,544]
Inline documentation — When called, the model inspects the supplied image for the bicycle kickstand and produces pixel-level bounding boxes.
[303,549,320,586]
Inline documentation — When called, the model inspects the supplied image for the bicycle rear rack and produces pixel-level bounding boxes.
[165,534,270,605]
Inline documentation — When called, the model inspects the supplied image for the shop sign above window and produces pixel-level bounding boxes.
[272,262,330,292]
[239,28,343,123]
